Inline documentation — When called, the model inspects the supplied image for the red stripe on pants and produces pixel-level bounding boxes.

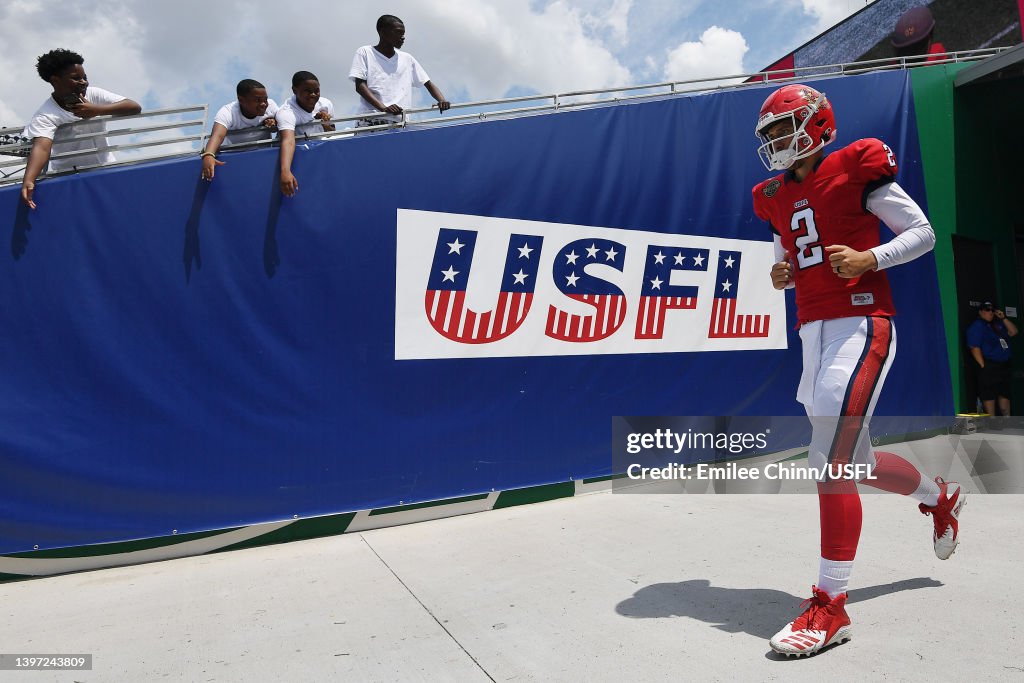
[829,317,892,473]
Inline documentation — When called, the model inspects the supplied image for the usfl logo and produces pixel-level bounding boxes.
[395,210,787,360]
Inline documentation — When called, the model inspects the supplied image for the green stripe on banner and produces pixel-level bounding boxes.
[212,513,356,554]
[369,493,491,516]
[3,527,240,559]
[777,451,810,463]
[910,64,970,411]
[493,482,575,509]
[582,474,625,484]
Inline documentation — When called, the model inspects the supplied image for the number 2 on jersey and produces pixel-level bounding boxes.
[882,143,896,167]
[791,207,822,269]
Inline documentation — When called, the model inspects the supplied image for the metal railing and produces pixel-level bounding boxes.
[204,45,1018,148]
[0,126,33,180]
[0,46,1013,186]
[0,105,207,182]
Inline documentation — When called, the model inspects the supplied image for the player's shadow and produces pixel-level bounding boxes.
[615,577,943,640]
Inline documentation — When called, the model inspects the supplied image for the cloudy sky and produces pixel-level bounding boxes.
[0,0,870,126]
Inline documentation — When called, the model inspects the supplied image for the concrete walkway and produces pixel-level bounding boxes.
[2,489,1021,682]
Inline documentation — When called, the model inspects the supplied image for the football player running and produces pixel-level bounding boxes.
[751,84,965,657]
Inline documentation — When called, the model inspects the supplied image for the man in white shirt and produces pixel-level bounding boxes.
[276,71,334,197]
[200,79,279,182]
[349,14,450,127]
[21,48,141,209]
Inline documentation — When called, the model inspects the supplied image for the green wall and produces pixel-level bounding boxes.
[952,73,1024,412]
[911,64,968,410]
[912,63,1024,412]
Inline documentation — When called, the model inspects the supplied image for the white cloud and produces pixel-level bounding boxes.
[3,1,843,132]
[800,0,862,33]
[0,100,19,126]
[581,0,633,47]
[395,0,632,99]
[662,26,749,84]
[605,0,633,45]
[0,2,149,126]
[0,0,633,128]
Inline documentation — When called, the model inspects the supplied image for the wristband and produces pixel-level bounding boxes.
[200,151,217,159]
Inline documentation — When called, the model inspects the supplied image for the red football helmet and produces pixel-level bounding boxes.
[754,84,836,171]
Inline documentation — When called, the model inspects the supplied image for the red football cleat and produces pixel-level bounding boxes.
[919,477,966,560]
[770,586,853,657]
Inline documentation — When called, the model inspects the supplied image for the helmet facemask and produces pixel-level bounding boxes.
[755,95,829,171]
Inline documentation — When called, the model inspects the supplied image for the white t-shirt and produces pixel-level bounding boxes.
[213,99,280,145]
[349,45,430,120]
[274,95,334,137]
[22,86,127,171]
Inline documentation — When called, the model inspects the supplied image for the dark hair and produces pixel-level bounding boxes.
[36,48,84,83]
[291,71,318,88]
[236,79,266,97]
[376,14,403,32]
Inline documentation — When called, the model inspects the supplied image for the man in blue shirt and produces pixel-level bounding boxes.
[966,301,1018,416]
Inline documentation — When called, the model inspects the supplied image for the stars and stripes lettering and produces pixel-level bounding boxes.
[400,212,786,358]
[634,245,708,339]
[546,238,627,342]
[424,228,543,344]
[546,294,627,341]
[708,250,771,338]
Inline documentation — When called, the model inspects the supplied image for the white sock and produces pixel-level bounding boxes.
[818,557,853,598]
[912,476,941,507]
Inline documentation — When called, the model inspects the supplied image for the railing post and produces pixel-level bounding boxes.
[198,107,208,155]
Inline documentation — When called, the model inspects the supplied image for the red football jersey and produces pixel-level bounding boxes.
[752,138,899,324]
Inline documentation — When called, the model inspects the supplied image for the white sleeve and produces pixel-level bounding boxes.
[265,100,279,117]
[866,182,936,271]
[410,55,430,87]
[773,234,786,262]
[349,47,369,81]
[213,103,235,129]
[23,111,59,140]
[773,235,794,289]
[275,106,296,132]
[85,86,127,105]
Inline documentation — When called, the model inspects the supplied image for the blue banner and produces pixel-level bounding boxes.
[0,70,950,553]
